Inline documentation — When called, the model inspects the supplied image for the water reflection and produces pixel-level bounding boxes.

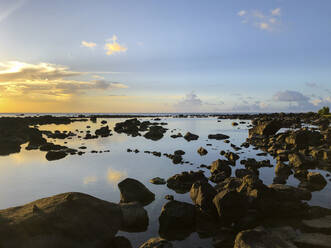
[83,175,98,185]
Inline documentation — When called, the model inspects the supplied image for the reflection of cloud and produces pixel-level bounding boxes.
[83,176,97,185]
[107,168,127,185]
[81,41,97,49]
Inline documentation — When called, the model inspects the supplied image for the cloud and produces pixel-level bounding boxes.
[237,10,246,17]
[0,0,27,24]
[174,92,203,112]
[104,35,127,55]
[273,90,309,102]
[233,100,270,112]
[83,176,97,185]
[271,8,281,16]
[305,82,318,88]
[0,61,81,82]
[0,61,128,99]
[238,8,282,31]
[81,41,97,49]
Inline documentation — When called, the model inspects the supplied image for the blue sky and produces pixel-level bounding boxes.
[0,0,330,112]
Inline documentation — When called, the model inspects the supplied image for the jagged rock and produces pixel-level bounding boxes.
[139,237,173,248]
[248,120,282,138]
[190,181,217,212]
[183,132,199,141]
[118,178,155,205]
[95,125,111,137]
[167,171,208,193]
[197,147,208,155]
[150,177,166,185]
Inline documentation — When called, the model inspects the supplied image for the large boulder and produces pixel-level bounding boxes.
[248,120,282,138]
[285,129,323,149]
[118,178,155,205]
[158,200,196,240]
[190,181,217,213]
[306,172,327,190]
[234,227,297,248]
[0,192,123,248]
[213,189,248,224]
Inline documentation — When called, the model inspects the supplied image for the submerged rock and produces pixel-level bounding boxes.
[118,178,155,206]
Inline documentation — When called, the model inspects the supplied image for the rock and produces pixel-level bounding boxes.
[224,152,240,164]
[184,132,199,141]
[268,184,312,201]
[118,178,155,205]
[0,192,123,247]
[197,147,208,155]
[306,172,327,190]
[139,237,173,248]
[112,236,133,248]
[167,171,208,193]
[208,134,230,140]
[209,159,232,183]
[190,181,217,212]
[95,125,111,137]
[150,177,166,185]
[294,233,331,248]
[234,227,297,248]
[174,150,185,156]
[302,215,331,231]
[285,129,323,149]
[248,120,282,138]
[235,169,256,178]
[164,195,174,201]
[119,202,149,232]
[172,154,182,164]
[213,189,248,224]
[170,133,182,138]
[288,153,317,169]
[45,150,67,161]
[144,126,167,141]
[159,200,196,239]
[275,162,292,177]
[232,122,239,126]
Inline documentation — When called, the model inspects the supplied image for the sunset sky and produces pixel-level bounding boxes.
[0,0,330,113]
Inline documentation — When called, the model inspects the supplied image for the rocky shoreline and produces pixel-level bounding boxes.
[0,112,330,247]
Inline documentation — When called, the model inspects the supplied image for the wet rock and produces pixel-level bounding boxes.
[208,134,230,140]
[170,133,182,138]
[232,122,239,126]
[118,178,155,206]
[164,195,174,201]
[234,227,297,248]
[269,184,312,201]
[209,159,232,183]
[150,177,166,185]
[112,236,133,248]
[197,147,208,155]
[0,192,123,247]
[119,202,149,232]
[174,150,185,156]
[248,120,282,138]
[235,169,256,178]
[285,129,323,149]
[190,181,217,213]
[159,200,196,239]
[172,154,182,164]
[144,126,167,141]
[114,118,141,136]
[302,215,331,231]
[45,150,67,161]
[306,172,327,190]
[139,237,173,248]
[183,132,199,141]
[294,233,331,248]
[213,189,248,224]
[95,125,111,137]
[224,152,240,165]
[167,171,208,193]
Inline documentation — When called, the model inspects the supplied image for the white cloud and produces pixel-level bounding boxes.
[271,8,281,16]
[238,8,282,31]
[81,41,97,49]
[237,10,246,16]
[174,92,203,112]
[273,90,309,102]
[104,35,127,55]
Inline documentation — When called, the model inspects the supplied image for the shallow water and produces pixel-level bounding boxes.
[0,117,330,247]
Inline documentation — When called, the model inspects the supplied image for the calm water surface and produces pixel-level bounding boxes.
[0,117,330,247]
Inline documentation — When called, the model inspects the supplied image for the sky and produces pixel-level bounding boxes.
[0,0,330,113]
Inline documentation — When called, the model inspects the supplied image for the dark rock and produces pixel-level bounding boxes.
[144,126,167,141]
[184,132,199,141]
[95,125,111,137]
[174,150,185,156]
[197,147,208,155]
[45,151,67,161]
[118,178,155,206]
[208,134,230,140]
[150,177,166,185]
[164,195,174,201]
[119,202,149,232]
[190,181,217,213]
[167,171,208,194]
[248,120,282,138]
